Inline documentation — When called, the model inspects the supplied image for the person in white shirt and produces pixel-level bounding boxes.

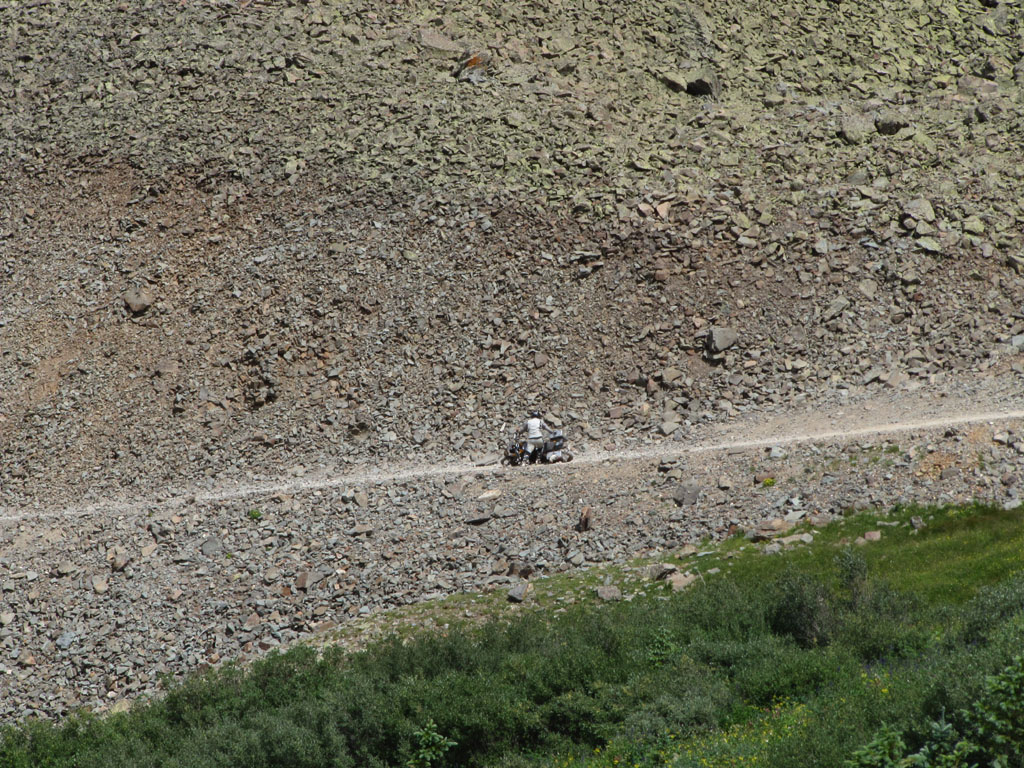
[517,410,553,463]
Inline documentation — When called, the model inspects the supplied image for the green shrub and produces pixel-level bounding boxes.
[767,571,836,648]
[958,575,1024,645]
[845,655,1024,768]
[836,548,869,608]
[731,639,849,706]
[838,584,927,663]
[675,579,766,642]
[617,664,735,741]
[407,719,456,768]
[962,654,1024,763]
[646,626,682,667]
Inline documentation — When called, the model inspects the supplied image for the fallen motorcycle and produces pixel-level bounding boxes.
[500,435,528,466]
[541,430,573,463]
[500,430,573,466]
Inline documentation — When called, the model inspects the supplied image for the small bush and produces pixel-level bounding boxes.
[846,656,1024,768]
[959,575,1024,645]
[646,626,681,667]
[838,584,926,663]
[617,667,735,740]
[963,654,1024,762]
[767,571,836,648]
[407,719,456,768]
[676,579,766,642]
[731,639,848,706]
[836,548,869,608]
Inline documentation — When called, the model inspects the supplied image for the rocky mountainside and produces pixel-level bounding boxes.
[1,0,1023,721]
[2,0,1023,506]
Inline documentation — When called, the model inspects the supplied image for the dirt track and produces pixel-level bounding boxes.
[3,395,1024,525]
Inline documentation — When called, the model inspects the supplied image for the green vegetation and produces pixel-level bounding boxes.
[2,504,1024,768]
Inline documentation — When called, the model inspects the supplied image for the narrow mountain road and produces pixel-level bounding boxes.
[4,402,1022,525]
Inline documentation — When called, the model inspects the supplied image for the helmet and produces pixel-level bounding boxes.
[530,410,541,419]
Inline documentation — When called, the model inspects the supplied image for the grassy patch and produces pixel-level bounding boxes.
[701,503,1024,608]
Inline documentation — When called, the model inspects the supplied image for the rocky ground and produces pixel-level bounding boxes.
[1,0,1023,722]
[1,386,1023,720]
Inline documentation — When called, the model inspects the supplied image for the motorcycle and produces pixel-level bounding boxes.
[540,429,573,463]
[500,434,528,466]
[500,429,573,466]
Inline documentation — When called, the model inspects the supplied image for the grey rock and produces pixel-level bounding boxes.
[647,563,678,580]
[863,367,885,385]
[661,67,720,97]
[56,631,77,650]
[294,570,324,591]
[91,575,108,594]
[596,585,622,601]
[662,366,684,384]
[875,110,909,135]
[200,537,223,557]
[123,285,155,315]
[707,326,738,354]
[823,296,850,321]
[474,452,502,467]
[962,215,985,235]
[418,28,462,53]
[977,6,1009,37]
[904,197,936,223]
[507,581,531,603]
[839,114,873,145]
[673,482,700,506]
[110,548,130,572]
[958,74,999,96]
